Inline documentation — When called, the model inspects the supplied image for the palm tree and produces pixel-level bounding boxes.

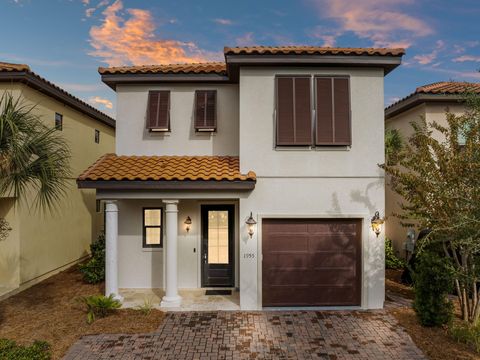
[0,92,71,212]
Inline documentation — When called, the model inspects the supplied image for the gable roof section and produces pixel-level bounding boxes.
[100,46,405,89]
[385,81,480,119]
[77,154,256,190]
[0,62,115,128]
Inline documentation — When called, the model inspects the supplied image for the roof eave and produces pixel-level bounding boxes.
[225,54,403,76]
[101,73,231,90]
[77,179,256,190]
[385,93,465,119]
[0,71,116,128]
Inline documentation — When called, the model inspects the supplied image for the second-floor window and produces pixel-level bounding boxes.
[195,90,217,132]
[55,113,63,130]
[94,129,100,144]
[147,90,170,132]
[276,76,351,147]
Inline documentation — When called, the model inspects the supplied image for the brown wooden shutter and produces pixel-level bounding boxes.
[276,77,312,146]
[195,90,217,131]
[315,77,351,145]
[147,91,170,131]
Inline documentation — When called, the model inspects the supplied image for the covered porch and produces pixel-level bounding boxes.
[77,155,256,310]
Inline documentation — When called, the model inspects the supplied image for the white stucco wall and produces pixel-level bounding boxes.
[238,67,386,310]
[115,84,239,156]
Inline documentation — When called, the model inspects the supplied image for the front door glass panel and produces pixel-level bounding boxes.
[207,210,229,264]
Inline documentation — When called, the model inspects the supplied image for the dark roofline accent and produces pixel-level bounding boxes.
[77,179,256,190]
[385,93,465,119]
[101,73,231,90]
[0,71,115,128]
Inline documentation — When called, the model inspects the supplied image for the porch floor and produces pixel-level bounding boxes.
[120,288,240,311]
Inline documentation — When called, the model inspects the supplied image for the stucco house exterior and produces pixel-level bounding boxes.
[0,62,115,298]
[78,46,404,310]
[385,81,480,256]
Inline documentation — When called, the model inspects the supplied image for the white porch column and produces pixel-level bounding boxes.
[105,200,122,301]
[161,200,182,307]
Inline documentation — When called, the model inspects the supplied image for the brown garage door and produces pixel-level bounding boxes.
[262,218,361,307]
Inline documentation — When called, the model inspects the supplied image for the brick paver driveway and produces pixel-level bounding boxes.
[64,311,424,359]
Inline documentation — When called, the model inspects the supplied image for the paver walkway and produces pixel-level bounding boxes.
[64,311,425,360]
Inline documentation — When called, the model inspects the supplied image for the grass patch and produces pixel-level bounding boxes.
[450,322,480,353]
[0,339,51,360]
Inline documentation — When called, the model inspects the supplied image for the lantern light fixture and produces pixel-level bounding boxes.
[245,212,257,238]
[184,216,192,232]
[371,211,385,237]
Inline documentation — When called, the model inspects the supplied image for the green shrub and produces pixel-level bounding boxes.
[385,237,406,269]
[450,322,480,353]
[0,339,51,360]
[79,233,105,284]
[413,252,454,327]
[79,294,121,324]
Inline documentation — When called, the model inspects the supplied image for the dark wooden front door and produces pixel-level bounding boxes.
[262,218,362,307]
[201,205,235,287]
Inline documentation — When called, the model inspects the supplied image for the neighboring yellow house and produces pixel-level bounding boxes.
[0,62,115,298]
[384,81,479,256]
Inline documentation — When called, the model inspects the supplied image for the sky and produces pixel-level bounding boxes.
[1,0,479,118]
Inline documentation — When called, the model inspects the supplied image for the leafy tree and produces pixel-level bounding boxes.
[382,92,480,323]
[0,92,70,211]
[385,128,403,165]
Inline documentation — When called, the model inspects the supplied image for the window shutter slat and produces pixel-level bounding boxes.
[195,90,217,131]
[276,77,295,145]
[333,78,351,145]
[294,77,312,145]
[315,78,334,144]
[147,91,170,131]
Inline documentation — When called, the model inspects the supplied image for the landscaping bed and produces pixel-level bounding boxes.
[385,269,480,360]
[0,266,165,360]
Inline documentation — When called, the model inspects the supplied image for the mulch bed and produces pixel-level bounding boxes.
[0,266,165,360]
[385,269,480,360]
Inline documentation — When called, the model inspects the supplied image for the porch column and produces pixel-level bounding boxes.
[161,200,182,307]
[105,200,122,301]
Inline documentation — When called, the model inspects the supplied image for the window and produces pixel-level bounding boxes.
[55,113,63,130]
[143,208,163,248]
[94,129,100,144]
[146,91,170,132]
[194,90,217,131]
[275,76,351,147]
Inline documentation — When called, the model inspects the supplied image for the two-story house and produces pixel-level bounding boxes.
[78,46,404,310]
[385,81,480,256]
[0,62,115,299]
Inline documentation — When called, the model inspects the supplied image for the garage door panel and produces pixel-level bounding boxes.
[309,251,356,267]
[262,218,361,307]
[263,234,309,252]
[263,252,309,268]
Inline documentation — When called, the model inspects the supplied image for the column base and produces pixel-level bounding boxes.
[161,295,182,308]
[106,292,124,302]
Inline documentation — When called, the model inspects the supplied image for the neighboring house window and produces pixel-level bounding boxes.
[275,76,351,147]
[194,90,217,132]
[147,91,170,132]
[55,113,63,130]
[94,129,100,144]
[143,208,163,248]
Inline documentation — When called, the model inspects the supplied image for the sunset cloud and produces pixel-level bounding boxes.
[412,40,445,65]
[310,0,433,48]
[236,32,255,46]
[213,18,233,25]
[89,0,216,66]
[453,55,480,63]
[89,96,113,109]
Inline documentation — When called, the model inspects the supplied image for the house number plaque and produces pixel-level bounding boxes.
[243,253,255,259]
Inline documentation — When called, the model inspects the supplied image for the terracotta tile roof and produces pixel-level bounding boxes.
[224,46,405,56]
[0,61,115,127]
[98,62,226,75]
[78,154,256,182]
[414,81,480,94]
[0,62,30,72]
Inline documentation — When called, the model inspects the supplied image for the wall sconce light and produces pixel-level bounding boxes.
[371,211,385,237]
[184,216,192,233]
[245,212,257,238]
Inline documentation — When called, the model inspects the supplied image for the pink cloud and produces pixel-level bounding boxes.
[236,32,255,46]
[412,39,445,65]
[453,55,480,63]
[89,96,113,109]
[310,0,433,48]
[213,18,233,25]
[89,0,219,66]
